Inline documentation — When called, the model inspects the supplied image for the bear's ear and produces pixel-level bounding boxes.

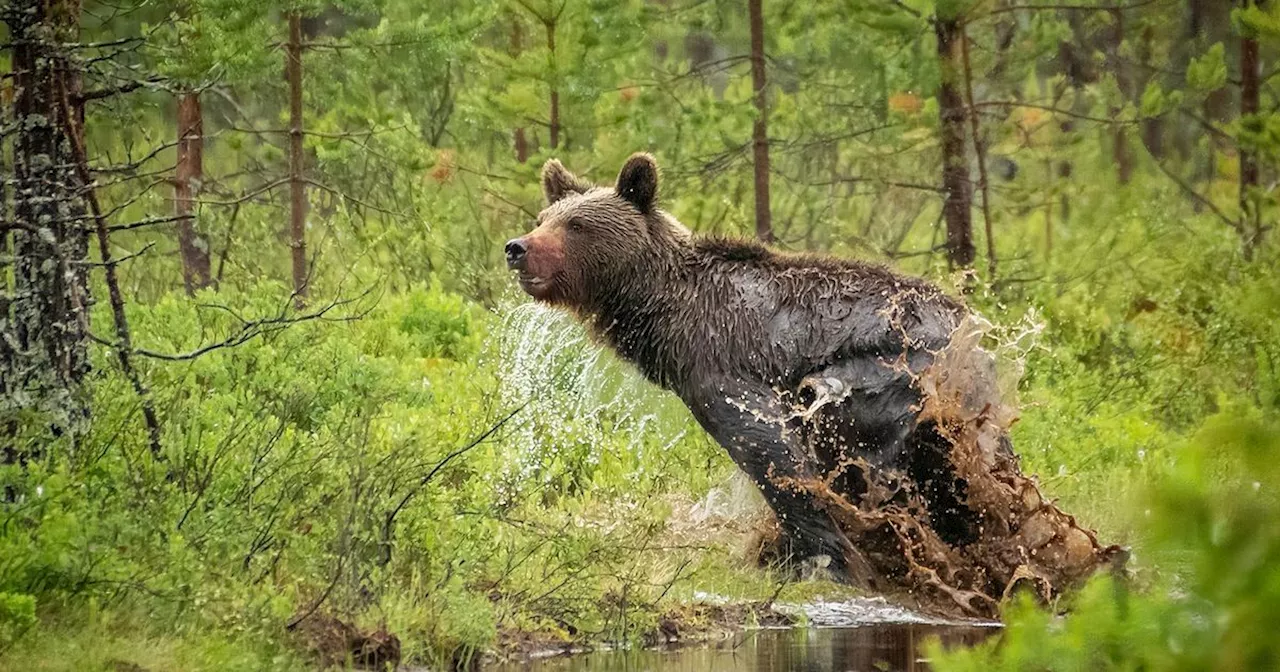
[542,159,589,205]
[615,153,659,214]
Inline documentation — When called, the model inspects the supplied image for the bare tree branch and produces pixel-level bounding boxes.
[884,0,923,19]
[58,82,164,462]
[1147,151,1240,234]
[77,76,164,103]
[78,241,155,266]
[120,289,375,362]
[107,215,189,232]
[974,100,1141,125]
[377,403,528,567]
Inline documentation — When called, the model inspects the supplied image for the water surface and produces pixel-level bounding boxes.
[490,623,997,672]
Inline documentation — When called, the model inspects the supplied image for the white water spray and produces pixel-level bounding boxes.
[491,299,691,500]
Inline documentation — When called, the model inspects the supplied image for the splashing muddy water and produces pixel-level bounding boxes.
[783,311,1125,617]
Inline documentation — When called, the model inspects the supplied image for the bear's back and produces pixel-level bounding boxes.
[683,236,964,381]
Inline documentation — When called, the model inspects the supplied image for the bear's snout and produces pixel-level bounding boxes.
[505,238,528,269]
[506,228,564,301]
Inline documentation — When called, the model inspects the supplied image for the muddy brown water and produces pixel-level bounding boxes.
[488,623,997,672]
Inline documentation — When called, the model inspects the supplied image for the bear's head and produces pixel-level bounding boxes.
[506,153,685,309]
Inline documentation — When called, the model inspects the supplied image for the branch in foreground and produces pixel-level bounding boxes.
[78,242,155,266]
[377,402,529,567]
[1147,151,1240,234]
[883,0,923,19]
[59,83,164,462]
[108,215,189,232]
[129,289,375,362]
[974,100,1141,125]
[77,76,165,103]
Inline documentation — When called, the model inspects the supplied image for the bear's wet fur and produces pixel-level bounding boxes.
[508,153,1120,615]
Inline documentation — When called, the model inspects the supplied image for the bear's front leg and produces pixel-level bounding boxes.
[796,355,983,546]
[794,357,922,493]
[683,378,867,581]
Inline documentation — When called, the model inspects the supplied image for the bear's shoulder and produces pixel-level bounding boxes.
[691,236,895,277]
[688,236,962,310]
[691,237,774,263]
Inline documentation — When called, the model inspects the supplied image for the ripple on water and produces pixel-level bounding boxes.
[690,592,1002,629]
[777,596,1002,629]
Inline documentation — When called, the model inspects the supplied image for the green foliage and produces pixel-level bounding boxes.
[0,283,750,667]
[1141,82,1184,119]
[1235,2,1280,39]
[1186,43,1227,91]
[933,408,1280,671]
[5,0,1280,667]
[0,605,311,672]
[393,284,482,359]
[0,593,36,651]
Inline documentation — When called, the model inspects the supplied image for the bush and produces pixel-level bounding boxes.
[0,593,36,652]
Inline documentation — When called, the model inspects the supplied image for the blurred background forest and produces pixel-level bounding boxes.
[2,0,1280,669]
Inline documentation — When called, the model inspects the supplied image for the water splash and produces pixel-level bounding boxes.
[491,300,689,500]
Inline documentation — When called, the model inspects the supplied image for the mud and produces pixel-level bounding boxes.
[779,315,1128,618]
[648,600,796,645]
[291,613,402,670]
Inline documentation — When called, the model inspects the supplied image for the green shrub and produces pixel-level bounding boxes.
[0,593,36,652]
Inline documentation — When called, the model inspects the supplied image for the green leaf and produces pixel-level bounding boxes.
[1186,43,1227,91]
[1140,82,1168,117]
[1234,3,1280,38]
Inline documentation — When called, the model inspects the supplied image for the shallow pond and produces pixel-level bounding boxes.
[490,623,997,672]
[489,597,1000,672]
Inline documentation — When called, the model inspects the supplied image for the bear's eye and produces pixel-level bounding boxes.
[566,219,585,233]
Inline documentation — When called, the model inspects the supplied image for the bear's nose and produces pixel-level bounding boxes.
[505,239,528,269]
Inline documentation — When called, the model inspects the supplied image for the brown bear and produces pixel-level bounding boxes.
[507,153,1119,614]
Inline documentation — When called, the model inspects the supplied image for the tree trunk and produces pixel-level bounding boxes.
[934,16,974,269]
[959,26,995,280]
[511,18,528,163]
[1111,9,1133,184]
[748,0,773,243]
[1053,11,1094,224]
[3,0,91,448]
[1170,0,1232,165]
[1195,0,1234,123]
[1197,0,1233,199]
[1138,24,1165,158]
[546,18,560,150]
[176,91,212,294]
[1239,2,1261,259]
[286,12,309,307]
